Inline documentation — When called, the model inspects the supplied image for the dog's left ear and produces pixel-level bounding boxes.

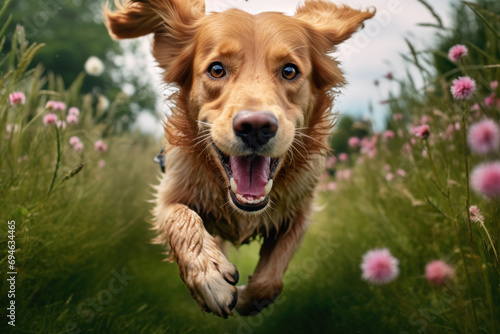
[104,0,206,86]
[295,1,375,46]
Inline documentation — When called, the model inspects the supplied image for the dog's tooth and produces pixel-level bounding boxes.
[230,177,237,193]
[258,196,265,203]
[264,179,273,195]
[236,193,247,204]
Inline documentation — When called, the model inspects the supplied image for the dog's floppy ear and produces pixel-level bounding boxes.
[295,0,375,46]
[104,0,205,86]
[104,0,205,39]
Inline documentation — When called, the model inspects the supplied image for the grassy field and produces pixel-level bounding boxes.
[1,1,499,333]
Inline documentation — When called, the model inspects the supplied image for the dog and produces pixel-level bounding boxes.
[105,0,374,318]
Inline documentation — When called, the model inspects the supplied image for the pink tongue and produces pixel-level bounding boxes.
[230,156,270,197]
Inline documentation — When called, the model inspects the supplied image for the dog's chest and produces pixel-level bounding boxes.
[199,208,268,244]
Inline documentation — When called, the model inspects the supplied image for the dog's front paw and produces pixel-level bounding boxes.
[180,245,239,318]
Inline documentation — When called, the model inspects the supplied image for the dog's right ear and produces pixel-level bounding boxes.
[104,0,205,86]
[104,0,205,39]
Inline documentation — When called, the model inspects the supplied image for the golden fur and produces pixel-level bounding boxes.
[105,0,374,318]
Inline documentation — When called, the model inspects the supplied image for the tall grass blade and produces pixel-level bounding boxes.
[416,0,443,28]
[463,1,500,40]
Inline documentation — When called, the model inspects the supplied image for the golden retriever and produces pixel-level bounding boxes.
[105,0,374,318]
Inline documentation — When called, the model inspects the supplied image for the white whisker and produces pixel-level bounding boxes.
[295,130,324,147]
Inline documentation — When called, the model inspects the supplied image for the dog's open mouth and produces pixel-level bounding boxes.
[215,146,279,212]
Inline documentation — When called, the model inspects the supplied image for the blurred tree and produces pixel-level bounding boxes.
[3,0,158,130]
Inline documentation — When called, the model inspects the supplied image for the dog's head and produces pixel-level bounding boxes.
[106,0,374,213]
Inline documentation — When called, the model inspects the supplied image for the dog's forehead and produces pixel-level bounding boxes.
[197,10,310,53]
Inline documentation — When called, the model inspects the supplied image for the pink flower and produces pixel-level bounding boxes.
[43,113,58,125]
[445,124,455,136]
[396,169,406,177]
[68,107,80,116]
[338,152,349,162]
[403,143,412,155]
[9,92,26,105]
[393,113,403,121]
[66,114,79,125]
[471,162,500,197]
[421,115,430,124]
[367,148,378,158]
[454,122,461,131]
[491,81,498,90]
[425,260,454,286]
[98,160,106,169]
[450,76,476,100]
[336,169,352,180]
[485,93,495,107]
[69,136,81,146]
[385,173,395,182]
[361,248,399,285]
[471,103,480,111]
[56,120,66,130]
[448,44,468,62]
[73,142,84,152]
[46,101,66,111]
[6,124,19,134]
[469,205,484,224]
[327,182,337,191]
[383,164,391,172]
[467,119,500,154]
[361,136,378,153]
[325,156,337,169]
[348,137,360,148]
[383,130,395,140]
[414,124,430,139]
[94,140,108,153]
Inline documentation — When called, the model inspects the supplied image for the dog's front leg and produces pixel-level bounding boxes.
[236,209,309,316]
[156,204,239,318]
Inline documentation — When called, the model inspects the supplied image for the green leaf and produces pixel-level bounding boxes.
[12,206,29,219]
[417,23,446,30]
[465,41,499,63]
[0,70,13,90]
[13,42,45,83]
[0,14,12,39]
[417,0,443,28]
[0,36,5,53]
[0,0,12,23]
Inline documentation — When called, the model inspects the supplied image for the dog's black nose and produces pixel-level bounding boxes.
[233,111,278,149]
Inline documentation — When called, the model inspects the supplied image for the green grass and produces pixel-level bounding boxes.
[1,2,499,333]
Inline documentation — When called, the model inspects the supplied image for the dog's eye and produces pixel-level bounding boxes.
[282,64,299,80]
[207,62,226,79]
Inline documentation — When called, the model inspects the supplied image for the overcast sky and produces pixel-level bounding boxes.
[135,0,454,135]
